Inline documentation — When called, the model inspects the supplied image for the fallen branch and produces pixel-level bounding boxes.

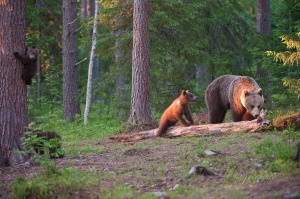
[110,110,270,142]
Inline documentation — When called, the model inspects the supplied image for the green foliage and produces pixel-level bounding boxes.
[253,136,297,173]
[11,168,94,199]
[266,32,300,98]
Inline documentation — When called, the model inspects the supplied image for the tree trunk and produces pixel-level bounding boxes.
[128,0,156,125]
[256,0,272,104]
[0,0,28,166]
[81,0,87,19]
[111,111,270,142]
[62,0,80,122]
[115,15,126,118]
[84,0,99,125]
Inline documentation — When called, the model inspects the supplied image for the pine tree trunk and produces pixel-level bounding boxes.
[256,0,272,104]
[0,0,28,166]
[115,16,126,118]
[62,0,80,122]
[84,0,99,125]
[128,0,156,125]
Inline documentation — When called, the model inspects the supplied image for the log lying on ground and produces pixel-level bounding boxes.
[110,110,270,142]
[271,112,300,131]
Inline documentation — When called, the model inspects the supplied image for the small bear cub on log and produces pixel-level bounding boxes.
[13,46,41,85]
[156,90,198,137]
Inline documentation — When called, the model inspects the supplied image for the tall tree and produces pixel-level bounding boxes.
[256,0,272,103]
[128,0,156,126]
[84,0,99,125]
[62,0,80,122]
[0,0,28,166]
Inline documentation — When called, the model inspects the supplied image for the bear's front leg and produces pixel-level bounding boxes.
[176,115,189,127]
[13,52,28,64]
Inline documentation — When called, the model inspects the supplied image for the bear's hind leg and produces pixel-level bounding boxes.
[208,107,227,124]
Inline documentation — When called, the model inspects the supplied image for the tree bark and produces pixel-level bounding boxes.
[128,0,156,125]
[84,0,99,125]
[111,110,270,142]
[256,0,272,104]
[0,0,28,166]
[62,0,81,122]
[115,13,126,118]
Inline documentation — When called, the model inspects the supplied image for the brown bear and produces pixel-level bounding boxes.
[34,131,64,159]
[156,90,198,137]
[205,75,264,124]
[13,46,41,85]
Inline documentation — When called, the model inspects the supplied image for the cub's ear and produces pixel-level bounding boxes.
[181,90,186,95]
[38,50,42,54]
[31,45,36,49]
[257,88,263,96]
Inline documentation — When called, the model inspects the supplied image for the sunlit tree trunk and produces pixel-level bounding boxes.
[128,0,156,125]
[256,0,272,104]
[84,0,99,125]
[0,0,28,166]
[62,0,80,122]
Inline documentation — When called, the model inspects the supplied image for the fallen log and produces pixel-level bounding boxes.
[110,110,270,142]
[271,112,300,131]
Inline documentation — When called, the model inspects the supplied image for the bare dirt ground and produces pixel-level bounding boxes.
[1,132,300,198]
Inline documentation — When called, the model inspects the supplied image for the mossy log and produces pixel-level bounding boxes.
[271,112,300,131]
[110,110,270,142]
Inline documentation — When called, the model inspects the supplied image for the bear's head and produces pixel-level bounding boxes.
[241,89,264,118]
[26,46,41,60]
[179,90,198,104]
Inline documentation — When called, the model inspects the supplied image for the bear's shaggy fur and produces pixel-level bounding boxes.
[205,75,264,124]
[13,46,41,85]
[156,90,198,137]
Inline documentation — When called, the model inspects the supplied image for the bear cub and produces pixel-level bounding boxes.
[156,90,198,137]
[34,131,64,159]
[13,46,41,85]
[205,75,264,124]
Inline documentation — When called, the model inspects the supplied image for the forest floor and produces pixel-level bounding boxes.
[1,113,300,198]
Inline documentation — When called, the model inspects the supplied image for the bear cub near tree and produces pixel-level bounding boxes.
[156,90,198,137]
[26,123,64,159]
[34,131,64,159]
[205,75,264,124]
[13,46,41,85]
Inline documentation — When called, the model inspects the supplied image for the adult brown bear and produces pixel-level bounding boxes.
[205,75,264,124]
[156,90,198,137]
[13,46,41,85]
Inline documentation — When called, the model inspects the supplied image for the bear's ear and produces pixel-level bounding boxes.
[181,90,186,95]
[31,45,36,49]
[243,90,250,97]
[257,88,263,96]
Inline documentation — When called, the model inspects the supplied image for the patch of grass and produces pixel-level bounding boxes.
[10,168,95,199]
[252,136,298,173]
[65,142,107,156]
[99,183,138,199]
